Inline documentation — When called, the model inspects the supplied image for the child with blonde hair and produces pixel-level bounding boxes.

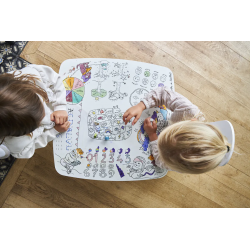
[123,87,231,174]
[0,64,70,159]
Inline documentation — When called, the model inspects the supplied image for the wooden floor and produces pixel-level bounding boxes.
[1,41,250,208]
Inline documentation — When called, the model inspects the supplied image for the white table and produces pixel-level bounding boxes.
[53,58,174,181]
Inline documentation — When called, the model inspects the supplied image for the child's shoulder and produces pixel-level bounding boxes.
[11,64,40,78]
[4,135,32,154]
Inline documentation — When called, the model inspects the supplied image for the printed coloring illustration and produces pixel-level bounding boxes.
[129,88,149,106]
[137,106,171,154]
[56,148,84,174]
[88,105,133,141]
[55,58,173,181]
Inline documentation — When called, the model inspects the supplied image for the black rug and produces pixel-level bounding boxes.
[0,41,30,186]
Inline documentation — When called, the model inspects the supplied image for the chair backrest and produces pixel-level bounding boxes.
[209,120,235,166]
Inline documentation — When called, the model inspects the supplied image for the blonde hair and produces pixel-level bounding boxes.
[158,120,231,174]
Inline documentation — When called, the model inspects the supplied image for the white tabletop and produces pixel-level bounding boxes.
[54,58,174,181]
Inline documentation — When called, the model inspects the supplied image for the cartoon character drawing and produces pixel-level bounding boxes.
[127,156,155,179]
[59,148,84,174]
[77,62,92,83]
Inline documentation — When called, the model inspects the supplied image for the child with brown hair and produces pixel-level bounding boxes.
[0,64,70,159]
[123,87,232,174]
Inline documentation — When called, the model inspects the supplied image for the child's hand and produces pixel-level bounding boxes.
[123,102,146,125]
[54,121,70,133]
[51,110,68,125]
[144,117,158,141]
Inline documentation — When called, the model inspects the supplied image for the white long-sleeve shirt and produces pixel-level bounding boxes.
[2,64,67,159]
[141,87,206,170]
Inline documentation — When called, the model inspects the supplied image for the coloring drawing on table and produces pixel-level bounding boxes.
[54,58,174,181]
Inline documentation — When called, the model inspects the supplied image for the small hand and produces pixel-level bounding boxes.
[54,121,71,133]
[144,117,158,141]
[51,110,68,125]
[123,102,146,125]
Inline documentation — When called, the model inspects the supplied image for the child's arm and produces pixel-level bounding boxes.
[141,87,205,123]
[143,118,170,169]
[123,87,205,125]
[27,65,68,124]
[7,122,70,159]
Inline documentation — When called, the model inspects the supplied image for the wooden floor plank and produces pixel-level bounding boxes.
[37,41,158,65]
[0,159,28,207]
[207,166,250,200]
[87,176,221,208]
[222,41,250,62]
[168,172,250,208]
[21,49,60,72]
[12,171,89,208]
[21,41,42,56]
[3,192,41,208]
[187,41,250,88]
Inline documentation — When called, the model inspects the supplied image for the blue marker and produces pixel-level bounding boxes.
[105,136,109,141]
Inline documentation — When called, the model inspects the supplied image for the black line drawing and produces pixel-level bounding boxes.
[142,78,149,85]
[84,168,91,177]
[150,80,156,87]
[108,81,128,101]
[88,106,132,141]
[92,164,98,177]
[99,169,107,178]
[152,72,158,80]
[133,75,140,83]
[57,149,84,174]
[127,156,155,179]
[160,74,167,82]
[108,164,115,178]
[110,62,130,81]
[129,88,149,106]
[135,67,142,75]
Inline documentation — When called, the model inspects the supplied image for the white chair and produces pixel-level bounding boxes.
[209,120,235,166]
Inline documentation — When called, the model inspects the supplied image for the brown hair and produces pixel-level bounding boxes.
[0,71,49,140]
